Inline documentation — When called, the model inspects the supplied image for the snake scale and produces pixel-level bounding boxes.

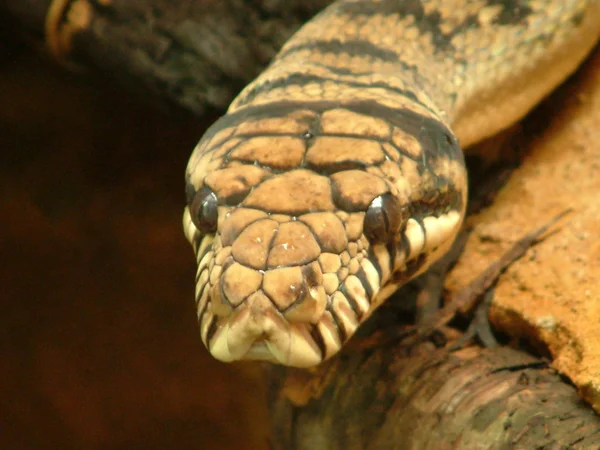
[183,0,600,367]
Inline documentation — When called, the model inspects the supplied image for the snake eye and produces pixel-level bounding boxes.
[363,193,408,243]
[189,186,219,234]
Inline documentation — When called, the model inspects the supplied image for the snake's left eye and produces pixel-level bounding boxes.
[363,193,408,243]
[189,186,219,234]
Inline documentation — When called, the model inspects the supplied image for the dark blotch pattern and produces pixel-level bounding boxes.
[335,0,535,53]
[355,267,374,300]
[310,325,327,359]
[235,72,430,112]
[278,39,400,62]
[339,283,363,319]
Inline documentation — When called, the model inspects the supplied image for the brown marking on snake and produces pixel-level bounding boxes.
[343,212,365,242]
[324,275,341,297]
[391,128,424,160]
[282,263,327,323]
[213,246,232,266]
[263,266,305,310]
[229,136,306,169]
[306,136,386,171]
[235,116,310,136]
[221,263,263,307]
[355,266,375,300]
[243,169,335,214]
[205,166,270,205]
[209,265,222,286]
[330,170,389,212]
[318,252,343,274]
[230,219,279,270]
[329,292,354,342]
[299,212,348,254]
[267,221,321,268]
[320,108,391,138]
[277,39,401,63]
[342,275,369,315]
[219,208,268,247]
[209,281,233,318]
[195,268,209,303]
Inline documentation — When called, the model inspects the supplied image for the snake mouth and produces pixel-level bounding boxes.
[242,340,275,361]
[210,323,328,367]
[202,290,342,368]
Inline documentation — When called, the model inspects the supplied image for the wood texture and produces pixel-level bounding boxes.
[1,0,332,114]
[270,342,600,449]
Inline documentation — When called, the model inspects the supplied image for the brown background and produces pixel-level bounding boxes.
[1,47,267,449]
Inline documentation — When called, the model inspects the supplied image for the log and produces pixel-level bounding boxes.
[1,0,332,113]
[269,340,600,449]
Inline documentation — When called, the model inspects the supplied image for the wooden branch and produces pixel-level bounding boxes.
[269,337,600,449]
[1,0,333,113]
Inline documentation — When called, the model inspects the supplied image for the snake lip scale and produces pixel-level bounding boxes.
[183,0,600,367]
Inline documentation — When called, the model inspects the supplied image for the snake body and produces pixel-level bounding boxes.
[183,0,600,367]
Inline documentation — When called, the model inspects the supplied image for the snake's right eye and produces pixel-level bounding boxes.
[363,193,408,244]
[189,186,219,234]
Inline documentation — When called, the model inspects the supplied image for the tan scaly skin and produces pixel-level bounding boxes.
[183,0,600,368]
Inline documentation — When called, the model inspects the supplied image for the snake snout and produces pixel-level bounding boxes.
[202,260,342,367]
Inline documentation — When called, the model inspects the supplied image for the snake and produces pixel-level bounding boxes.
[182,0,600,367]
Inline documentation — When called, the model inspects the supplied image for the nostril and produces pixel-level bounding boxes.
[209,282,234,317]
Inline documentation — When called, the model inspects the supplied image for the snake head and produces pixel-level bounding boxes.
[183,103,466,367]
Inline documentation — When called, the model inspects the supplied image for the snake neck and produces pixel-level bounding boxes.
[231,0,600,148]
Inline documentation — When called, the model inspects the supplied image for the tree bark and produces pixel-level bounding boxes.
[3,1,600,448]
[1,0,332,114]
[269,327,600,449]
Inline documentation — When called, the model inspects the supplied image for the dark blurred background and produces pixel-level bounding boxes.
[0,36,267,449]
